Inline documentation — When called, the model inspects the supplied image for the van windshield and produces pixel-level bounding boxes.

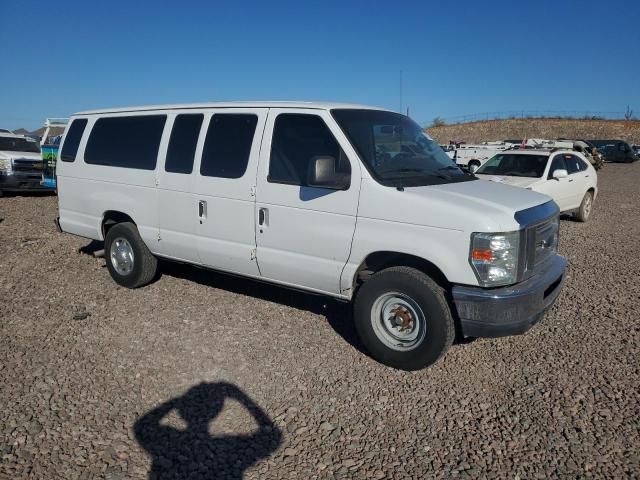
[0,136,41,153]
[476,153,549,178]
[332,109,473,187]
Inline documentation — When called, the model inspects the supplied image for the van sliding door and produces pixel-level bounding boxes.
[192,109,267,277]
[156,112,206,263]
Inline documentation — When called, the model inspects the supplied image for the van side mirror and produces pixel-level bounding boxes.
[552,169,568,180]
[307,156,349,190]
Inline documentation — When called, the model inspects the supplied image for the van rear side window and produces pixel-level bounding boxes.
[60,119,88,162]
[200,114,258,179]
[85,115,166,170]
[165,114,204,174]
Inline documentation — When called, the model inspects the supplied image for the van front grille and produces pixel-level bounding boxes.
[523,215,559,277]
[533,219,558,267]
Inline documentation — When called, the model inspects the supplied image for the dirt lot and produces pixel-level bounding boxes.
[1,164,639,479]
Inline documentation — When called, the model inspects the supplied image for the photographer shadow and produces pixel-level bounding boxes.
[134,382,282,480]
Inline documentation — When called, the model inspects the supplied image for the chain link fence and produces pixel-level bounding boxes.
[438,110,634,125]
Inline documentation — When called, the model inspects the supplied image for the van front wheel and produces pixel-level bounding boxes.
[104,222,158,288]
[353,267,454,370]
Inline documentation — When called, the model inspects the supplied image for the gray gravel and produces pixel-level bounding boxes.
[1,163,639,479]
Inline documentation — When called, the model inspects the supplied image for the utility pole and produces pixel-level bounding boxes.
[399,70,403,114]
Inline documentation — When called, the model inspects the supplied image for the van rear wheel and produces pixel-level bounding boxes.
[104,222,158,288]
[353,267,454,370]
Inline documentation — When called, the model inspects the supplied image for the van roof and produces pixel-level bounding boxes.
[75,101,390,116]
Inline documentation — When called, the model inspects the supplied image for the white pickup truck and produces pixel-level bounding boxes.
[55,102,566,370]
[448,142,514,172]
[0,132,49,194]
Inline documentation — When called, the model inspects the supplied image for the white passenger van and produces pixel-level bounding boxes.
[56,102,566,370]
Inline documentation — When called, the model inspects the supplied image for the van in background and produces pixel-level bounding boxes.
[589,139,639,163]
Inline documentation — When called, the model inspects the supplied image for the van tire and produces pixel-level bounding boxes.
[104,222,158,288]
[575,191,594,222]
[353,266,454,370]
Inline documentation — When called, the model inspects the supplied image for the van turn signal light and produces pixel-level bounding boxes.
[471,249,493,262]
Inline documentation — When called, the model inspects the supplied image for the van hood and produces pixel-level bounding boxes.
[358,178,552,232]
[475,174,540,188]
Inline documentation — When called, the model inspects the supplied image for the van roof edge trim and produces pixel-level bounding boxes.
[75,102,390,116]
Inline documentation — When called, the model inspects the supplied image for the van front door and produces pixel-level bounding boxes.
[192,109,267,277]
[254,109,360,295]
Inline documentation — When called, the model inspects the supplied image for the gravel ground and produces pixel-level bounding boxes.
[1,164,639,479]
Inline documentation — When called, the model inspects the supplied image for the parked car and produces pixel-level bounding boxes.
[0,132,49,194]
[572,141,604,170]
[55,102,566,370]
[589,140,639,163]
[475,149,597,221]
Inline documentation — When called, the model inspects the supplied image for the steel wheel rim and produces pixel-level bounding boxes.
[371,292,427,351]
[110,237,134,276]
[469,163,479,173]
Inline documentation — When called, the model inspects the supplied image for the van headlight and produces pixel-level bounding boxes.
[0,158,11,173]
[469,231,520,286]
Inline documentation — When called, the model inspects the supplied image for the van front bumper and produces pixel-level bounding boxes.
[452,254,566,338]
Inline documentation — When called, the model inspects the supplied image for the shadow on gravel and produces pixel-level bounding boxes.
[160,260,370,357]
[0,190,56,198]
[78,239,104,256]
[81,240,470,358]
[134,382,282,480]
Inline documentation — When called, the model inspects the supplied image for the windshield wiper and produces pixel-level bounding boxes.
[387,168,450,180]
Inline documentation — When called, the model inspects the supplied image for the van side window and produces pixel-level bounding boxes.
[200,114,258,179]
[547,155,567,179]
[165,114,203,174]
[268,114,350,186]
[60,119,88,162]
[85,115,166,170]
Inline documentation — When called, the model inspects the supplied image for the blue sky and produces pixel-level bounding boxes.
[1,0,639,130]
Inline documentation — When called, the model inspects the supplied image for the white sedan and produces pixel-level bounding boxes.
[475,149,598,221]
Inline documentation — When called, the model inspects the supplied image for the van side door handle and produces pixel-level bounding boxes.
[258,207,268,227]
[198,200,207,219]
